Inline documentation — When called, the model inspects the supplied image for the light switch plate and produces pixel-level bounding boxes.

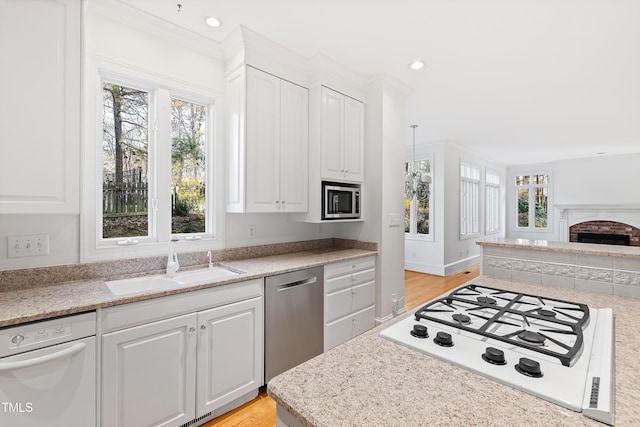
[388,213,402,228]
[8,234,50,258]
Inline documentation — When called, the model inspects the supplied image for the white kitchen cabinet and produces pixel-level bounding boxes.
[102,314,197,427]
[0,0,80,213]
[227,65,308,213]
[324,256,376,351]
[101,279,263,427]
[320,86,364,183]
[196,296,263,415]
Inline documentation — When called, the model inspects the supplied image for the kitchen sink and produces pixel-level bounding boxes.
[174,266,240,283]
[106,266,240,295]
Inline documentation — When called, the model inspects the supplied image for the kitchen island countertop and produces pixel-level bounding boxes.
[477,237,640,258]
[0,247,376,328]
[268,276,640,427]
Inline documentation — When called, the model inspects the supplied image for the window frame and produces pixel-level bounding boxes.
[82,56,222,262]
[460,160,480,239]
[404,154,434,242]
[513,171,551,232]
[485,169,501,235]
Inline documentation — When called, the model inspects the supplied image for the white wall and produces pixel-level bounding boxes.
[404,141,507,276]
[355,77,408,321]
[555,154,640,206]
[506,153,640,242]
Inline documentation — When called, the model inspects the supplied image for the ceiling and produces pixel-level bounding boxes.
[114,0,640,165]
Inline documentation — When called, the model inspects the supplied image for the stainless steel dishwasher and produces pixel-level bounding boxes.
[265,266,324,383]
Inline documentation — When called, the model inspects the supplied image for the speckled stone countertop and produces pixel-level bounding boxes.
[268,277,640,427]
[0,243,376,328]
[478,237,640,258]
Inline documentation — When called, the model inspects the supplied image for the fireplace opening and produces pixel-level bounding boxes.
[577,232,630,246]
[569,220,640,247]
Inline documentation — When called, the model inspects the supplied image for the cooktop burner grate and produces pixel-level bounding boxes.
[414,284,590,366]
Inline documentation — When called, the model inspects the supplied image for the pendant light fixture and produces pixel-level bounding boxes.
[405,125,431,203]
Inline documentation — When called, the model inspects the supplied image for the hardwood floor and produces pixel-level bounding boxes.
[404,264,480,311]
[201,387,275,427]
[201,265,480,427]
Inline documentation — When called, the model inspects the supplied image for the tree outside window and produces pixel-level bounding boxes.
[515,174,549,229]
[101,82,211,241]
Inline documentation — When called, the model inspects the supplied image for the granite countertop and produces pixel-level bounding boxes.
[478,237,640,258]
[0,248,376,328]
[267,277,640,427]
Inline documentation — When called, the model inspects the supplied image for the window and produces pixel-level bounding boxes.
[102,83,150,239]
[101,82,211,243]
[460,162,480,237]
[171,97,207,234]
[515,174,549,230]
[83,58,219,261]
[485,170,500,234]
[404,157,432,239]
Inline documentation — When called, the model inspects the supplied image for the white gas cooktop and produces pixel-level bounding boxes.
[380,284,614,425]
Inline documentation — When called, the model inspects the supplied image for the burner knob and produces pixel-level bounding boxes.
[410,324,429,338]
[434,331,454,347]
[515,357,544,378]
[482,347,507,365]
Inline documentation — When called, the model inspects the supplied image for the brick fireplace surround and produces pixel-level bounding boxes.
[570,220,640,246]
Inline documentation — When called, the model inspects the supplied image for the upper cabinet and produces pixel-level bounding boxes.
[320,87,364,183]
[0,0,80,214]
[227,66,309,213]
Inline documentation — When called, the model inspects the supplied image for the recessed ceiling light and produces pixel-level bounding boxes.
[408,60,425,71]
[204,16,222,28]
[597,152,607,155]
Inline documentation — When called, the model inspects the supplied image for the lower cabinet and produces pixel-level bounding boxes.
[197,297,263,414]
[100,279,263,427]
[102,314,197,427]
[324,257,376,351]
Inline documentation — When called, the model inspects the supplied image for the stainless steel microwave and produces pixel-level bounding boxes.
[322,181,361,220]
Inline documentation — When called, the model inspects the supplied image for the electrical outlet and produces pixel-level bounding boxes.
[248,225,256,239]
[8,234,50,258]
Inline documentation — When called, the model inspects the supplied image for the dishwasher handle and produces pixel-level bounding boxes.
[0,342,86,372]
[276,276,317,292]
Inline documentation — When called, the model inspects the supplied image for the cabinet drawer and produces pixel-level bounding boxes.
[325,280,375,324]
[324,304,375,352]
[324,257,375,279]
[351,305,375,338]
[351,281,375,312]
[325,287,353,324]
[324,315,353,352]
[325,267,374,294]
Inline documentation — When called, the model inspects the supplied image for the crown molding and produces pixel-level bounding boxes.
[88,0,223,59]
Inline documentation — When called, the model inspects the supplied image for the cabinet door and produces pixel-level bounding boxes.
[0,0,80,213]
[196,297,263,416]
[343,97,365,182]
[279,80,309,212]
[246,67,280,212]
[320,87,344,180]
[102,314,197,427]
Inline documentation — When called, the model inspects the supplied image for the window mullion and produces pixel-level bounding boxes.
[155,88,171,243]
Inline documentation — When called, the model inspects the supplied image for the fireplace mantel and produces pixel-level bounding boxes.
[555,204,640,242]
[555,204,640,216]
